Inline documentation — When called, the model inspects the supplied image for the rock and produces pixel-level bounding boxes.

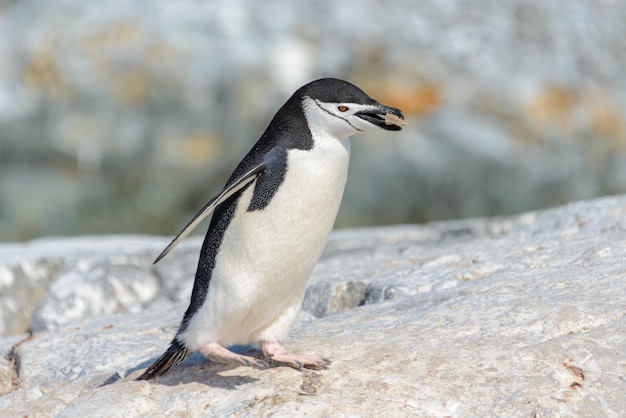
[0,236,200,335]
[0,256,63,336]
[307,193,626,317]
[0,195,624,416]
[0,334,24,396]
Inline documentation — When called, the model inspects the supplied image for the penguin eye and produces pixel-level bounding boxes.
[337,106,349,112]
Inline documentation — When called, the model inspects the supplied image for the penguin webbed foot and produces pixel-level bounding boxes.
[260,341,331,371]
[200,342,269,369]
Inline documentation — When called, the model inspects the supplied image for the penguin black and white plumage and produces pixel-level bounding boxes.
[136,78,406,380]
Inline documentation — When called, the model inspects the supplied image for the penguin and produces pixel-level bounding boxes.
[136,78,406,380]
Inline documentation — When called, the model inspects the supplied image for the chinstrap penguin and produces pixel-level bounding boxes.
[136,78,406,380]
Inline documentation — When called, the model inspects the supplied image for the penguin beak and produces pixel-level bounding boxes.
[356,103,407,131]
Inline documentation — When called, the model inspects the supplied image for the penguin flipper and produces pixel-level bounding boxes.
[135,338,192,380]
[153,159,267,264]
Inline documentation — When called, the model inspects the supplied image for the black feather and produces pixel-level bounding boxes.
[136,338,192,380]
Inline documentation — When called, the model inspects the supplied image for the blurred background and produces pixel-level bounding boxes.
[1,0,625,242]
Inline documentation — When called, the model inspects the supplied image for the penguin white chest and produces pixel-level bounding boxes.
[185,136,350,347]
[225,136,351,288]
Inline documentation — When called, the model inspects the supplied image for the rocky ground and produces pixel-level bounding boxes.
[0,195,624,416]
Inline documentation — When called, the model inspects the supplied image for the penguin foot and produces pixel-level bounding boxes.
[200,342,269,369]
[260,341,331,370]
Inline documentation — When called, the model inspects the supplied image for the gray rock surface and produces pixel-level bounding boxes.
[0,195,625,416]
[0,236,199,335]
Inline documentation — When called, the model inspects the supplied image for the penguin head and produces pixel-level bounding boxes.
[297,78,406,140]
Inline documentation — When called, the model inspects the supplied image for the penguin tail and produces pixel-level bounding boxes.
[136,338,193,381]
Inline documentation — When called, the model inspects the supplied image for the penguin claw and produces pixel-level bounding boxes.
[268,355,331,370]
[303,357,331,370]
[306,356,331,370]
[241,357,269,369]
[267,352,330,369]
